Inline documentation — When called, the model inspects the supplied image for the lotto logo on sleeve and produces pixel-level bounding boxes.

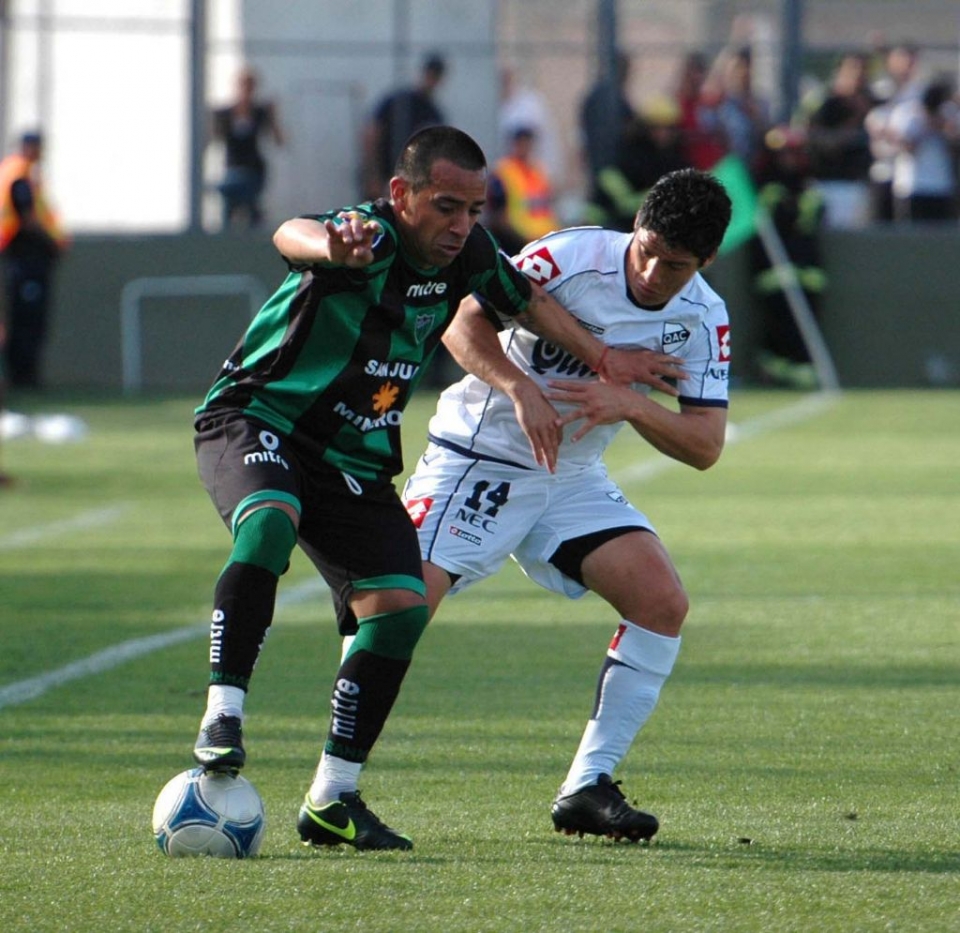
[716,325,731,362]
[405,497,433,528]
[517,247,562,285]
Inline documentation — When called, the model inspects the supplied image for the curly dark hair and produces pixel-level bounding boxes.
[635,169,732,263]
[394,125,487,191]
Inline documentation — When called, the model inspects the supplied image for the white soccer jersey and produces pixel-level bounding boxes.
[427,226,731,473]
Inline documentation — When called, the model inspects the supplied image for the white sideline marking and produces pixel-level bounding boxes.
[619,390,840,483]
[0,504,131,551]
[0,577,327,710]
[0,392,839,710]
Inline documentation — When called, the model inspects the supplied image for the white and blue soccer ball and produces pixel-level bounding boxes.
[152,767,265,858]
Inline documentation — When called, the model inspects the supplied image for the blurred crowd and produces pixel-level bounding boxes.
[201,43,957,390]
[572,39,960,234]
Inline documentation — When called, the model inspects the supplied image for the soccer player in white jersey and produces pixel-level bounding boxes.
[402,169,732,841]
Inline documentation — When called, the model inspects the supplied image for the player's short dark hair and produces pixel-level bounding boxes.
[634,168,732,263]
[394,125,487,191]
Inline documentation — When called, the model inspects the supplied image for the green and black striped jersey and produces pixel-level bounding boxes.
[196,199,533,482]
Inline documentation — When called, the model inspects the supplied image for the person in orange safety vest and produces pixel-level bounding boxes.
[486,127,561,255]
[0,131,69,389]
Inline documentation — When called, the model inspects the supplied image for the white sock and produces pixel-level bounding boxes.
[308,753,363,806]
[201,685,245,726]
[561,622,681,795]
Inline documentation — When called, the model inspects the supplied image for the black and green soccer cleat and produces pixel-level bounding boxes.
[192,714,245,773]
[297,791,413,851]
[551,773,659,842]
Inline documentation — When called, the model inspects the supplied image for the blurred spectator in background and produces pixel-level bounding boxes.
[674,51,728,170]
[0,309,11,486]
[212,66,285,230]
[889,78,960,222]
[864,42,922,222]
[709,46,771,177]
[0,131,69,390]
[751,126,826,390]
[361,53,447,200]
[580,50,636,209]
[498,67,564,187]
[588,98,687,232]
[486,126,561,255]
[805,52,877,229]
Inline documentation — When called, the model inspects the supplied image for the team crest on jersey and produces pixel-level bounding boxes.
[405,497,433,528]
[716,324,731,362]
[415,312,437,344]
[663,321,691,351]
[517,246,561,284]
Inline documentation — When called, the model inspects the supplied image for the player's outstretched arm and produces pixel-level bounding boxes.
[273,214,381,268]
[445,296,562,472]
[548,380,726,470]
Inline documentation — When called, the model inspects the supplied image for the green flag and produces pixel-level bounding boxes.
[710,154,758,254]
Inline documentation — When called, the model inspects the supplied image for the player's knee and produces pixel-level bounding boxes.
[230,506,297,577]
[352,604,430,661]
[627,581,687,636]
[661,584,689,634]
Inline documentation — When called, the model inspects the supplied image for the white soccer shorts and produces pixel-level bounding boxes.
[402,443,655,599]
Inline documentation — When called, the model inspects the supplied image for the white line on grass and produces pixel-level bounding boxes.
[0,392,840,710]
[619,390,840,483]
[0,504,132,551]
[0,577,327,710]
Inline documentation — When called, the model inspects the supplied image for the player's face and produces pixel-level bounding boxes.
[391,159,487,268]
[626,227,712,308]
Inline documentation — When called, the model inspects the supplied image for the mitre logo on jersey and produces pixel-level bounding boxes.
[663,321,691,351]
[405,497,433,528]
[517,246,561,284]
[407,282,447,299]
[716,324,731,362]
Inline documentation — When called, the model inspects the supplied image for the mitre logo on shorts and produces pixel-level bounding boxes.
[716,324,731,362]
[242,429,290,470]
[517,246,561,284]
[405,497,433,528]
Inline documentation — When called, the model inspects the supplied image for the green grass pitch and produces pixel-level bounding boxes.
[0,388,957,932]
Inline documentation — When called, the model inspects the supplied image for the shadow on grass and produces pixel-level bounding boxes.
[523,835,960,874]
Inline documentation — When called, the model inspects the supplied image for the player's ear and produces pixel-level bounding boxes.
[699,250,718,270]
[389,175,408,210]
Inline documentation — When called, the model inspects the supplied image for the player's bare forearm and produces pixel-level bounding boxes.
[445,297,521,394]
[445,298,561,470]
[624,399,726,470]
[514,287,686,395]
[273,215,380,267]
[513,286,605,372]
[548,380,726,470]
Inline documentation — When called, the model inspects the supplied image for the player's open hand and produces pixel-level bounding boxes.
[547,380,635,444]
[598,347,686,396]
[325,212,382,267]
[512,381,563,473]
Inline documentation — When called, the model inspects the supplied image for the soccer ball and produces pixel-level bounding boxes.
[152,767,266,858]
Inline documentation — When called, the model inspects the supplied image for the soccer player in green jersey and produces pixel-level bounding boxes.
[190,125,683,850]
